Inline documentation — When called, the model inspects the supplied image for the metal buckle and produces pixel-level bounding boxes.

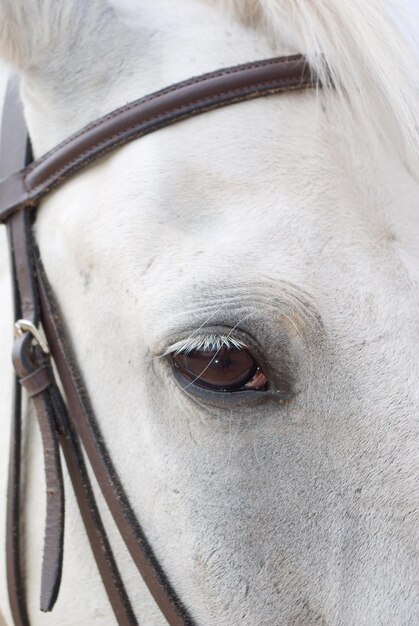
[14,319,50,355]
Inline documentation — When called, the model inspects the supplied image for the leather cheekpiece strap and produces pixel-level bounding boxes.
[2,76,33,626]
[37,263,194,626]
[12,333,65,613]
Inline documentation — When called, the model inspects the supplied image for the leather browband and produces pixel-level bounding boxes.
[0,54,316,626]
[0,55,314,222]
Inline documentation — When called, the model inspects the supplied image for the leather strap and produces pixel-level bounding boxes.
[12,333,64,613]
[1,76,32,626]
[12,254,138,623]
[0,55,314,221]
[0,54,317,625]
[1,79,138,625]
[55,402,138,626]
[8,205,65,615]
[37,264,194,626]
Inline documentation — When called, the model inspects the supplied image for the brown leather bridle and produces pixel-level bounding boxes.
[0,55,316,626]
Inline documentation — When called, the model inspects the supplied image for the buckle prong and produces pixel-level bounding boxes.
[14,319,50,355]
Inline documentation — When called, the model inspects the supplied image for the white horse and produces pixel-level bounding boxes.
[0,1,418,624]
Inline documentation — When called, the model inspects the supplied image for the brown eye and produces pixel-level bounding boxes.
[171,346,268,392]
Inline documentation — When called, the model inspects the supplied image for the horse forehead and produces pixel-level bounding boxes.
[38,83,418,311]
[40,101,416,335]
[81,92,393,235]
[74,95,339,246]
[87,123,406,266]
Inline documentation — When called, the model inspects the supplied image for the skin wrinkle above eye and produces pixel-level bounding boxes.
[148,278,325,360]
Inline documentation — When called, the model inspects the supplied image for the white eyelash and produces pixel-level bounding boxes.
[164,333,246,356]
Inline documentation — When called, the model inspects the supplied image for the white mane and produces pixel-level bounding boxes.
[1,0,417,169]
[208,0,419,172]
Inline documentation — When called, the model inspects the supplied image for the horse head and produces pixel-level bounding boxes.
[0,1,418,624]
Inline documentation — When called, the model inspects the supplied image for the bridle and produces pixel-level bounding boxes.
[0,55,316,626]
[0,53,316,626]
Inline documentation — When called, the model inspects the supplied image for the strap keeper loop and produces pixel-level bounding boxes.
[20,364,53,397]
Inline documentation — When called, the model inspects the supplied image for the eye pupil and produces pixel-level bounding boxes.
[172,346,266,392]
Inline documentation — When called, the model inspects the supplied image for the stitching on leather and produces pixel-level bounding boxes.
[28,78,314,197]
[28,79,312,195]
[28,77,313,197]
[25,55,306,175]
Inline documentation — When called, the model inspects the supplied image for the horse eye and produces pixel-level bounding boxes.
[171,346,268,392]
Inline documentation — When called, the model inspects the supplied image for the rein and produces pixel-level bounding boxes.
[0,55,315,626]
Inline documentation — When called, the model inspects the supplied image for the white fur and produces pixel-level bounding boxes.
[206,0,419,170]
[0,1,418,625]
